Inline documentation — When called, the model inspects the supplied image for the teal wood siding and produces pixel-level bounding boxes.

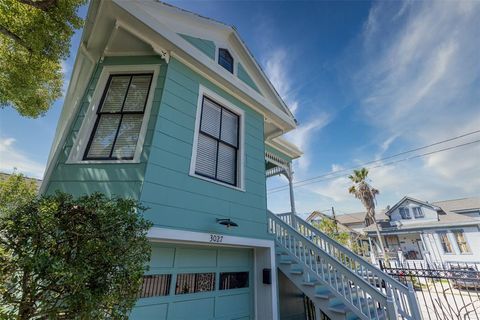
[140,57,269,239]
[130,243,253,320]
[178,33,216,60]
[237,63,260,94]
[44,56,168,200]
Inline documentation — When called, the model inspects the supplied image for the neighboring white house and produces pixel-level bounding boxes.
[334,196,480,265]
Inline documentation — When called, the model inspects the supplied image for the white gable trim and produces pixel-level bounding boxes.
[386,196,440,217]
[112,0,296,130]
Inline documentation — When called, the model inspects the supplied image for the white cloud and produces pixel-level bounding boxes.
[323,0,480,209]
[61,60,71,97]
[0,137,46,179]
[263,48,331,172]
[267,1,479,214]
[264,48,299,116]
[285,114,330,171]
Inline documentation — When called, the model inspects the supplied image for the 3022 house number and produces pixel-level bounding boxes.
[210,234,223,243]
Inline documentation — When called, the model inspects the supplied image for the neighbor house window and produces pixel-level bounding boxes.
[84,74,153,160]
[413,207,424,218]
[399,207,411,219]
[220,272,249,290]
[385,235,400,250]
[438,231,453,253]
[175,273,215,294]
[194,97,239,186]
[218,48,234,73]
[453,230,471,253]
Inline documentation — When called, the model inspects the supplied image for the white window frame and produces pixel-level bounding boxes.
[452,229,472,254]
[67,64,160,164]
[190,85,245,191]
[399,207,411,219]
[215,45,238,76]
[437,230,454,254]
[413,207,424,218]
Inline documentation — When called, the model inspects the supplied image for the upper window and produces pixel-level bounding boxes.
[413,207,424,218]
[399,207,411,219]
[194,96,240,186]
[83,74,153,160]
[453,230,471,254]
[438,231,453,253]
[218,48,234,73]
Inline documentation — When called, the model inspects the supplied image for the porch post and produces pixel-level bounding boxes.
[287,162,296,215]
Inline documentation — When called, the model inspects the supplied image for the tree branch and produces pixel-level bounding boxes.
[0,24,32,52]
[17,0,58,12]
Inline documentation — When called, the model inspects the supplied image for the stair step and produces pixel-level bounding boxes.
[279,259,293,265]
[301,280,318,286]
[328,302,349,314]
[290,269,303,275]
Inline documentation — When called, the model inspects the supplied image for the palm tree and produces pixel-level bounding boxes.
[348,168,386,259]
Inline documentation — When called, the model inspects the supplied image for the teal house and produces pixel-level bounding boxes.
[41,1,421,319]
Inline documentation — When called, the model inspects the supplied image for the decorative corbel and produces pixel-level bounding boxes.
[152,45,170,63]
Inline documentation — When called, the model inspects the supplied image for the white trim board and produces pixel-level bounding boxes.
[189,85,246,191]
[147,226,279,320]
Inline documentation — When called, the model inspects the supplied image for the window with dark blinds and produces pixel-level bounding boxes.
[195,97,239,186]
[218,48,234,73]
[84,74,153,160]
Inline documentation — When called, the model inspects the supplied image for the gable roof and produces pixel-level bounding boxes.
[336,210,389,225]
[364,210,479,233]
[113,0,296,127]
[363,196,480,233]
[384,196,440,216]
[432,197,480,214]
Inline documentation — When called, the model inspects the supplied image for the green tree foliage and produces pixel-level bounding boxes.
[0,172,38,212]
[0,0,86,117]
[312,217,350,247]
[0,177,152,319]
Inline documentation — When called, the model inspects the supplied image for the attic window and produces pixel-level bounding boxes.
[399,207,411,219]
[218,48,234,73]
[413,207,424,218]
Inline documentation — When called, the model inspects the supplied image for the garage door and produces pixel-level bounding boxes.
[130,243,254,320]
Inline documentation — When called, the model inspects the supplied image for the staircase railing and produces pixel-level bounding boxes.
[269,211,421,320]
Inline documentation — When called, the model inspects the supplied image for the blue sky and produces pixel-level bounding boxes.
[1,1,479,216]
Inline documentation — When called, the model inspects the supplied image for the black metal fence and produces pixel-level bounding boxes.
[381,260,480,320]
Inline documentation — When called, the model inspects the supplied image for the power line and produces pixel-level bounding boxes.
[268,129,480,193]
[268,138,480,194]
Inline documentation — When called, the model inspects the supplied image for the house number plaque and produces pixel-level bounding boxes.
[209,234,223,243]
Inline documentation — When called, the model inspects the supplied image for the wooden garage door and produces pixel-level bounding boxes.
[130,243,254,320]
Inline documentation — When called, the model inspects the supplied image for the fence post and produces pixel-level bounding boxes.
[407,281,422,320]
[385,285,398,320]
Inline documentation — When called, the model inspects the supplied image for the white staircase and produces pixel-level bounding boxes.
[268,211,422,320]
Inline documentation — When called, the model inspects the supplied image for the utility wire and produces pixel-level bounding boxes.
[268,129,480,193]
[268,137,480,194]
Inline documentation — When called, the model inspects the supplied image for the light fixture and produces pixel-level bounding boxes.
[216,218,238,228]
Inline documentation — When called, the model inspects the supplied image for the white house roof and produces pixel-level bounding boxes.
[432,197,480,214]
[336,210,389,225]
[112,0,296,130]
[384,196,440,217]
[363,196,480,233]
